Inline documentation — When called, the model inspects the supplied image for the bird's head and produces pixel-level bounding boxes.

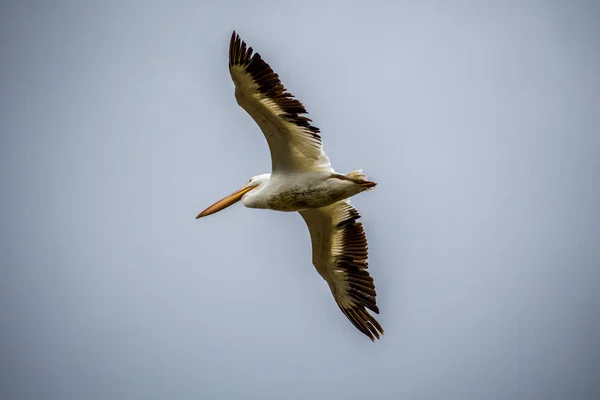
[196,173,270,219]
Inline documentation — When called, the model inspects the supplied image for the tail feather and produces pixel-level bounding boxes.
[346,169,377,189]
[346,169,368,180]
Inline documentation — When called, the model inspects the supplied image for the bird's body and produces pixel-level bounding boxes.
[241,170,375,211]
[197,32,384,341]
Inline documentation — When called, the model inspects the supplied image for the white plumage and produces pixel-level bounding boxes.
[197,31,383,340]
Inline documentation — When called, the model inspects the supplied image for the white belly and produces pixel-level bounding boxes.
[242,171,361,211]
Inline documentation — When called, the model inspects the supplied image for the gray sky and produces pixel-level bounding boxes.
[1,1,599,399]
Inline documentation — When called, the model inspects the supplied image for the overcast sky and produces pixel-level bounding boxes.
[1,1,599,399]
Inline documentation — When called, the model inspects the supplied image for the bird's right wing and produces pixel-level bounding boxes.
[228,31,332,173]
[299,200,383,341]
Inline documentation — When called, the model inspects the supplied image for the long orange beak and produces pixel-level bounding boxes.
[196,185,256,219]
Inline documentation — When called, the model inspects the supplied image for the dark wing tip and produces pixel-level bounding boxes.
[228,30,254,69]
[334,204,383,341]
[229,30,252,69]
[226,31,321,136]
[340,305,384,341]
[229,31,236,63]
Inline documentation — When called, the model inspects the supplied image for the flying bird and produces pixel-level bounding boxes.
[197,31,383,341]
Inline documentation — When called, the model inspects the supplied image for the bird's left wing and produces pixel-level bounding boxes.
[228,31,332,173]
[299,200,384,341]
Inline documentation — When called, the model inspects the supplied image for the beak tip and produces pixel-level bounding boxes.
[196,184,253,221]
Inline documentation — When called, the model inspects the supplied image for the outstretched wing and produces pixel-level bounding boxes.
[229,31,332,173]
[299,200,383,341]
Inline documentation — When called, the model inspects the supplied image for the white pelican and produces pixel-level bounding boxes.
[197,31,383,341]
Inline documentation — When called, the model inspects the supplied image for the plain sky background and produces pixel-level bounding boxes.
[1,1,599,399]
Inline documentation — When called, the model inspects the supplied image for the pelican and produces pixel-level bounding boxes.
[197,31,383,341]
